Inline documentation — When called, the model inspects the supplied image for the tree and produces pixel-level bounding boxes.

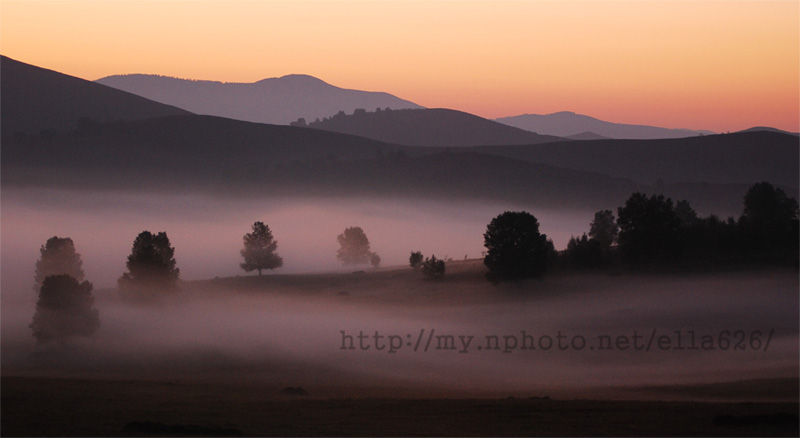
[588,210,618,249]
[30,274,100,344]
[370,252,381,268]
[336,227,372,265]
[34,236,84,291]
[289,118,307,127]
[409,251,424,269]
[675,200,699,227]
[483,211,551,281]
[240,222,283,275]
[616,193,681,262]
[421,255,446,279]
[118,231,180,293]
[739,181,799,252]
[563,234,604,269]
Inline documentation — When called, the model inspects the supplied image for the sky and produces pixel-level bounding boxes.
[1,0,798,132]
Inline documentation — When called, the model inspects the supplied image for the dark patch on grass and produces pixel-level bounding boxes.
[122,420,244,436]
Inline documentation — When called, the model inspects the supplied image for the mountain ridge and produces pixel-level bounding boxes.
[96,73,423,125]
[306,108,565,147]
[737,126,799,136]
[496,111,715,139]
[3,56,796,216]
[0,55,192,134]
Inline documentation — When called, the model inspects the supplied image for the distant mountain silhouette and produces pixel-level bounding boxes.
[307,108,565,147]
[96,73,423,125]
[3,57,794,215]
[1,56,191,134]
[496,111,714,139]
[737,126,799,136]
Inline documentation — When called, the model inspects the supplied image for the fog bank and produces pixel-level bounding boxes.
[2,188,796,400]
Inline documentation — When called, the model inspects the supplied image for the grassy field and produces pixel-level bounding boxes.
[3,260,798,436]
[2,376,798,436]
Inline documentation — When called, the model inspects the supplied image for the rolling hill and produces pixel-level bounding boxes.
[496,111,715,139]
[307,108,565,147]
[3,56,795,215]
[469,132,799,190]
[737,126,799,136]
[0,58,638,209]
[2,112,644,210]
[96,73,423,125]
[0,56,191,134]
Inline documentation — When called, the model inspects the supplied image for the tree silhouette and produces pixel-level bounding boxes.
[240,222,283,275]
[34,236,84,291]
[483,211,551,281]
[289,118,307,127]
[588,210,618,249]
[370,252,381,268]
[30,274,99,344]
[421,255,446,279]
[739,181,799,251]
[564,233,604,269]
[675,200,699,227]
[118,231,179,294]
[617,193,681,262]
[409,251,423,269]
[336,227,372,265]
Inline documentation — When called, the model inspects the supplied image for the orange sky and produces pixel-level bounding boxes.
[1,0,798,132]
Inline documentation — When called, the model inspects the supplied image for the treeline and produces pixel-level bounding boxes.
[561,181,799,269]
[28,181,797,344]
[290,107,399,127]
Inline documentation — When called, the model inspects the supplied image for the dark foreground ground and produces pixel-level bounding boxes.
[2,376,798,437]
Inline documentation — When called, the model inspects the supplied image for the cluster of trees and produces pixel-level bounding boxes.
[291,107,396,127]
[409,251,446,279]
[478,181,797,281]
[561,210,619,269]
[560,181,799,269]
[32,222,382,341]
[31,231,181,343]
[30,237,99,344]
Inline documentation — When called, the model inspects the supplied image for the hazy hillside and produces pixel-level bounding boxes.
[3,114,767,214]
[96,73,423,125]
[2,114,414,170]
[2,57,792,215]
[0,122,643,210]
[496,111,715,139]
[0,56,191,134]
[470,131,799,190]
[307,108,565,147]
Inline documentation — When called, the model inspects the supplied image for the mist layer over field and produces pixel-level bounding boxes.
[1,188,593,291]
[2,188,797,400]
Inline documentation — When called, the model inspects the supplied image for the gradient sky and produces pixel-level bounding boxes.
[1,0,798,132]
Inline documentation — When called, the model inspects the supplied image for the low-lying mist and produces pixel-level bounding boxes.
[3,269,797,399]
[1,187,593,292]
[2,188,797,400]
